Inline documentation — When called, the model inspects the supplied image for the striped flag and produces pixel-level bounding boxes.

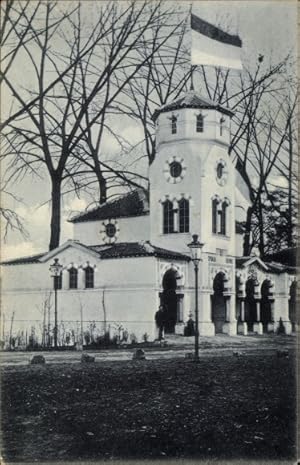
[191,13,242,70]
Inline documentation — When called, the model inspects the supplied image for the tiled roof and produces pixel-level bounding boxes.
[90,242,190,261]
[264,247,297,268]
[152,91,234,121]
[69,189,149,223]
[1,252,45,266]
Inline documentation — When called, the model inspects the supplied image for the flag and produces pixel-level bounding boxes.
[191,13,242,70]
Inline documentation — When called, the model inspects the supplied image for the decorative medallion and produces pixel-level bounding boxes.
[163,156,187,184]
[215,159,228,186]
[100,219,120,244]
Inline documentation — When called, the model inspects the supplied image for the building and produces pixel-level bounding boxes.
[1,91,297,348]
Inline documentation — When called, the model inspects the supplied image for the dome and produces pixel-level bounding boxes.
[152,91,234,121]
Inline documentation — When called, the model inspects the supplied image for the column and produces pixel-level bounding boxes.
[78,268,85,290]
[237,299,248,335]
[198,292,215,336]
[273,294,292,335]
[253,300,263,335]
[223,295,237,336]
[62,269,69,290]
[267,301,275,333]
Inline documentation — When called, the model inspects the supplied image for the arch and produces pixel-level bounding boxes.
[85,266,94,289]
[160,269,178,334]
[260,279,273,332]
[178,198,189,233]
[211,272,226,333]
[69,267,78,289]
[289,280,297,331]
[245,278,257,331]
[163,199,174,234]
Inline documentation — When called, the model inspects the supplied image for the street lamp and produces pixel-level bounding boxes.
[49,258,63,349]
[188,234,204,361]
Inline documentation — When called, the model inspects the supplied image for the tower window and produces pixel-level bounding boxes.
[196,114,204,132]
[220,117,225,136]
[221,202,227,235]
[69,267,78,289]
[85,266,94,289]
[217,163,224,179]
[212,198,218,234]
[171,115,177,134]
[212,198,229,235]
[163,200,174,234]
[179,198,189,233]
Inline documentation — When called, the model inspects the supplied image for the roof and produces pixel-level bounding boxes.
[1,241,190,265]
[90,242,190,261]
[69,189,149,223]
[236,254,297,275]
[152,91,234,121]
[1,252,45,265]
[264,247,298,268]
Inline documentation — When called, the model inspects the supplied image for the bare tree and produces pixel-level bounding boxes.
[2,1,184,249]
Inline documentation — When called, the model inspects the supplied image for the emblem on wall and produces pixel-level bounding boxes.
[164,156,187,184]
[215,159,228,186]
[100,219,120,244]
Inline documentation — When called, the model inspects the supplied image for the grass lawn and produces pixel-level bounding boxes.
[1,351,296,461]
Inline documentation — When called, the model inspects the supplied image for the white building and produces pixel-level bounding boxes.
[1,91,297,348]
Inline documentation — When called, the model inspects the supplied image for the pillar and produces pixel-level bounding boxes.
[267,301,275,333]
[223,295,237,336]
[237,299,248,335]
[253,300,263,335]
[78,268,85,289]
[198,292,215,336]
[273,295,292,335]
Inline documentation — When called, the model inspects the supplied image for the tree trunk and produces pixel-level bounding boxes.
[49,175,62,250]
[243,207,253,256]
[287,119,293,247]
[258,195,265,258]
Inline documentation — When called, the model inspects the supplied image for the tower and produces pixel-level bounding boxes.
[149,91,236,257]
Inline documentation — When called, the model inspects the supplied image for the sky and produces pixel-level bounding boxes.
[1,0,297,260]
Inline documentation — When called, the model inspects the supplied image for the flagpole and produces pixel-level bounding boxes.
[189,3,195,91]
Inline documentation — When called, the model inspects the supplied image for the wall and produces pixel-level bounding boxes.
[1,253,162,344]
[73,214,150,246]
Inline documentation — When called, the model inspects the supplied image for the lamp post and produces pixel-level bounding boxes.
[49,258,63,349]
[188,234,204,361]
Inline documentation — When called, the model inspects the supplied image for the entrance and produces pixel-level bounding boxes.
[245,279,257,331]
[289,281,297,332]
[160,269,178,334]
[211,272,226,334]
[261,280,273,333]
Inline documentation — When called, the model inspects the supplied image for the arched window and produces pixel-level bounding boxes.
[85,266,94,289]
[179,198,189,233]
[212,198,218,233]
[69,267,78,289]
[221,201,227,235]
[196,114,204,132]
[171,115,177,134]
[163,200,174,234]
[220,117,225,136]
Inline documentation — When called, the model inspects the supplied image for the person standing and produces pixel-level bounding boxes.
[155,305,165,340]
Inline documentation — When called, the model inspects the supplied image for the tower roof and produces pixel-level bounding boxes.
[152,91,234,121]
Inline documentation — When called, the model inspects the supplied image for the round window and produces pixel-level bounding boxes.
[169,161,182,178]
[105,223,116,238]
[217,163,224,179]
